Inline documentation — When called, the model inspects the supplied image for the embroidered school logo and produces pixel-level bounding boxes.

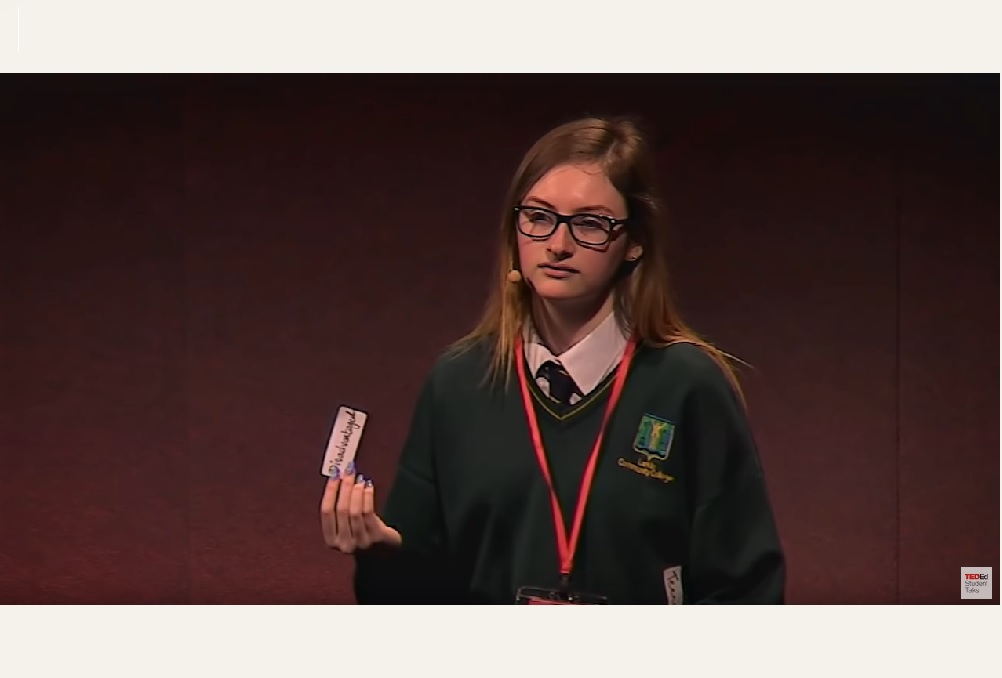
[633,414,675,460]
[618,414,676,484]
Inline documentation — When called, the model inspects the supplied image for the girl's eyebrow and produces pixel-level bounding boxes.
[524,196,614,214]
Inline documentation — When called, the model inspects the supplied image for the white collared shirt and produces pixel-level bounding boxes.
[524,311,629,405]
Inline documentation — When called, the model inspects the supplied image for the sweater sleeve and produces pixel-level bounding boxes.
[681,361,786,604]
[352,370,468,603]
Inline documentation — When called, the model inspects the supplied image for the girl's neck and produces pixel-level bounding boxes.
[531,293,615,356]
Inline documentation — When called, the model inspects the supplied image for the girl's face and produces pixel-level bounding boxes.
[515,162,642,307]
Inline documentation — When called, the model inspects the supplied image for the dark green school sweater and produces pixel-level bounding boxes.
[353,338,785,604]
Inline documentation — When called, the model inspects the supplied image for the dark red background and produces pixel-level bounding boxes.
[1,75,997,604]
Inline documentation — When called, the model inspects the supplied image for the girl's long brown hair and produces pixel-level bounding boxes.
[449,116,746,403]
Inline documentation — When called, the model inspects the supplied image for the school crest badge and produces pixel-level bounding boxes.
[633,414,676,461]
[618,414,676,484]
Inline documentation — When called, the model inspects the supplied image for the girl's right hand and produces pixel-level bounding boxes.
[320,469,402,553]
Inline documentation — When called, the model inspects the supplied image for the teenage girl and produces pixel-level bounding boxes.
[320,116,785,604]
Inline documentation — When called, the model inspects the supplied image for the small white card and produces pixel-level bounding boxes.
[663,566,684,605]
[320,405,368,477]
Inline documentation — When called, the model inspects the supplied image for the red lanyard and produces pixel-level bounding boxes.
[514,334,637,587]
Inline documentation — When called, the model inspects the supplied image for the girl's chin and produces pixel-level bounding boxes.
[529,279,586,299]
[528,279,609,307]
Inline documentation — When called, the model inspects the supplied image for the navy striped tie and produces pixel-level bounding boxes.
[537,361,583,405]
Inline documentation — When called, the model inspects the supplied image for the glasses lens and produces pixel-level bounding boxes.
[570,215,612,245]
[518,208,556,237]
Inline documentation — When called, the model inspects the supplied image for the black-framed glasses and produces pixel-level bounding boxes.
[513,205,628,247]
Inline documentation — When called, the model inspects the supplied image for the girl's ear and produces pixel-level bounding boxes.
[625,242,643,262]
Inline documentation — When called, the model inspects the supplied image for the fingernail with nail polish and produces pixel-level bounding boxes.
[331,468,341,480]
[346,461,356,475]
[357,474,365,484]
[365,479,373,488]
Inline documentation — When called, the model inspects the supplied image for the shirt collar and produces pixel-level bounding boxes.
[523,310,630,396]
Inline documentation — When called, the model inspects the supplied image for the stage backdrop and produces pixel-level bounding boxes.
[0,75,997,604]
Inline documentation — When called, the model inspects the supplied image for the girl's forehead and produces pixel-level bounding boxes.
[527,163,624,213]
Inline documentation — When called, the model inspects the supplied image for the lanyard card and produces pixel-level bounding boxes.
[515,586,608,605]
